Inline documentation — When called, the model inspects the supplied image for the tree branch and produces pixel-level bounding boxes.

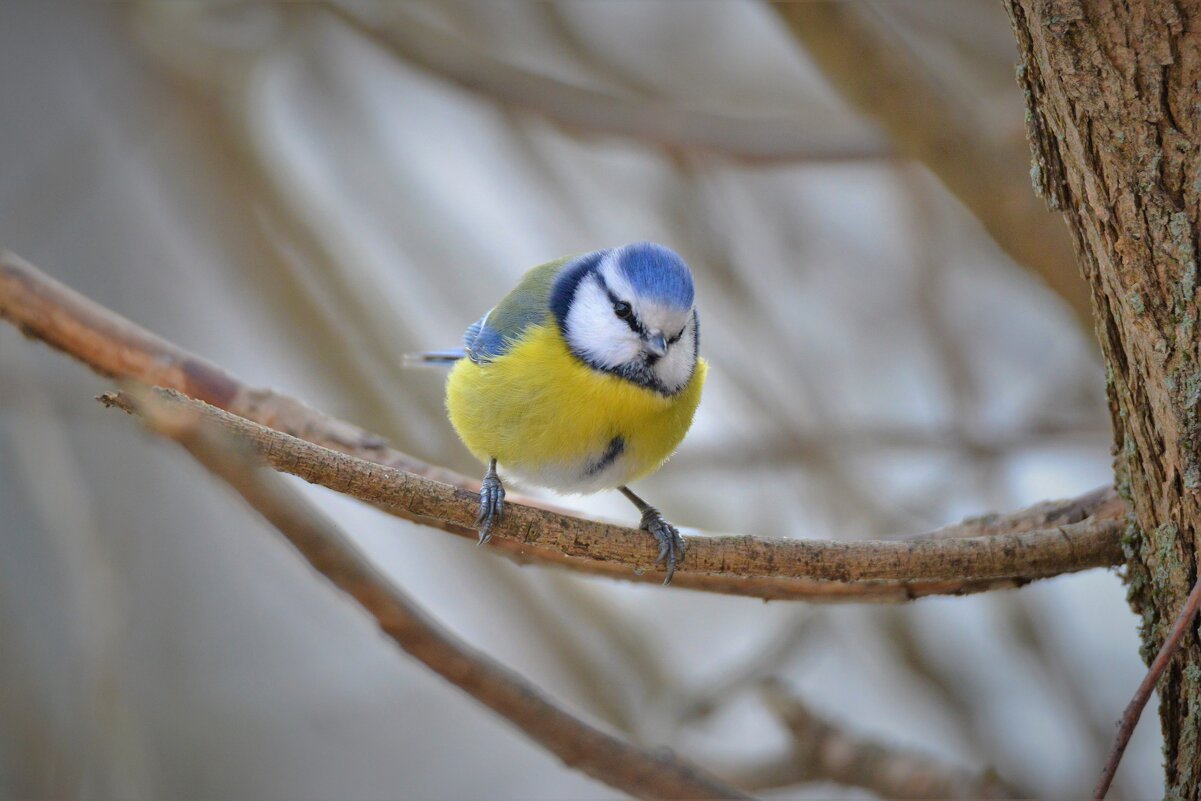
[2,250,1126,601]
[121,387,749,801]
[0,250,470,486]
[103,386,1123,586]
[753,679,1014,799]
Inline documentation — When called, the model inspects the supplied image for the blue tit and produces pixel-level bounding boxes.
[417,242,706,582]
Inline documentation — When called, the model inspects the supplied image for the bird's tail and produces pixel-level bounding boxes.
[402,349,467,367]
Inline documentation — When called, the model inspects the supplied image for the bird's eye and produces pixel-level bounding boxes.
[613,301,632,319]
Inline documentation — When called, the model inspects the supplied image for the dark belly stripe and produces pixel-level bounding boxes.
[584,436,625,476]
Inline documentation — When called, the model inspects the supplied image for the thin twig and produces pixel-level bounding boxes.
[2,251,1126,601]
[877,609,991,764]
[757,679,1015,799]
[1094,574,1201,800]
[122,387,749,801]
[675,611,820,726]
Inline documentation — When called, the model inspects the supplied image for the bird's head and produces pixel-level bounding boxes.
[550,243,699,395]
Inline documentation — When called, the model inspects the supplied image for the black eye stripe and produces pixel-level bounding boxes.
[594,274,692,349]
[615,302,644,335]
[597,275,645,335]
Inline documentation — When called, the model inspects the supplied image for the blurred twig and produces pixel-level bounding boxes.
[543,573,677,732]
[330,4,889,164]
[675,611,821,726]
[120,386,748,801]
[749,679,1016,799]
[538,2,663,98]
[672,419,1110,472]
[1003,594,1136,800]
[877,608,989,758]
[0,337,150,801]
[471,560,639,733]
[775,3,1092,327]
[126,2,460,461]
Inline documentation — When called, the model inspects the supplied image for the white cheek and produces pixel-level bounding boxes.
[653,318,697,392]
[565,278,641,368]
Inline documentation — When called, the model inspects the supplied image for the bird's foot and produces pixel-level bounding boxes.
[639,506,685,585]
[476,460,505,544]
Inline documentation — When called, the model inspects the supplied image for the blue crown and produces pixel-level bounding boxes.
[615,243,694,310]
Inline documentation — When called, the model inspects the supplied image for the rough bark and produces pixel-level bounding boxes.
[1004,0,1201,794]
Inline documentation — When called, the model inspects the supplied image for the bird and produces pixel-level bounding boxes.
[415,243,706,583]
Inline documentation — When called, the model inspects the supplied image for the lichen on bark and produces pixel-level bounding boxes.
[1004,0,1201,793]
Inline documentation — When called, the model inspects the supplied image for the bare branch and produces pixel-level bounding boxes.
[755,679,1015,799]
[103,387,1123,588]
[0,249,473,488]
[330,5,889,164]
[774,3,1092,327]
[122,387,749,801]
[2,251,1125,601]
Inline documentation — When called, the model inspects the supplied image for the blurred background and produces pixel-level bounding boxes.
[0,2,1156,799]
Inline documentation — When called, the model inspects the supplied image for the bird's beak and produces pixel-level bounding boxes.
[645,331,667,357]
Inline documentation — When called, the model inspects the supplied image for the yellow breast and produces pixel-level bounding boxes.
[446,321,706,494]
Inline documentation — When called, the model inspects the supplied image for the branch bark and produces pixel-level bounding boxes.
[2,250,1125,601]
[123,387,748,801]
[775,3,1093,328]
[102,387,1126,587]
[1002,0,1201,794]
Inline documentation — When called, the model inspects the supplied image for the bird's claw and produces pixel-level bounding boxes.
[476,465,505,544]
[640,507,685,585]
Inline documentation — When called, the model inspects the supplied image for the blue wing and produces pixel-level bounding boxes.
[463,316,485,350]
[463,309,508,363]
[464,256,580,363]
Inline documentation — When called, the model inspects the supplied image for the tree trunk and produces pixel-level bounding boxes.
[1003,0,1201,793]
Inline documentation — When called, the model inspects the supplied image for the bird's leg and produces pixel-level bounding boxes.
[476,458,505,544]
[618,485,685,585]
